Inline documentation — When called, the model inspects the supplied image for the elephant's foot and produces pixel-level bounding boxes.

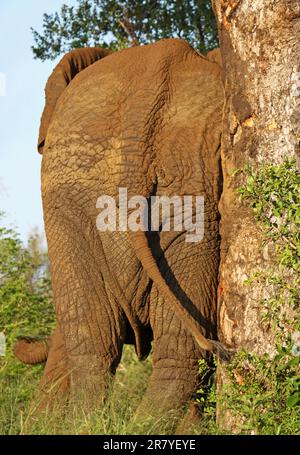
[131,326,204,433]
[21,328,70,433]
[68,360,114,416]
[131,377,197,434]
[174,402,202,434]
[132,389,203,435]
[39,329,70,393]
[14,327,70,409]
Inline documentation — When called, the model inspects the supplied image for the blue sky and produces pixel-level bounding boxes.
[0,0,76,244]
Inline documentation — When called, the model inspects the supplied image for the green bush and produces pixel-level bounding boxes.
[219,159,300,434]
[195,160,300,435]
[0,214,55,434]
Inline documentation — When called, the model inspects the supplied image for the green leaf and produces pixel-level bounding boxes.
[287,394,300,408]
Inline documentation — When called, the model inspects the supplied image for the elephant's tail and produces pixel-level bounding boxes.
[14,337,50,365]
[129,230,232,361]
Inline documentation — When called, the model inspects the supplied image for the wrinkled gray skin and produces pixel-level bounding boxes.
[35,39,224,427]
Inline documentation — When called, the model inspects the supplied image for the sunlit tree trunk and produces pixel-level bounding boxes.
[211,0,300,430]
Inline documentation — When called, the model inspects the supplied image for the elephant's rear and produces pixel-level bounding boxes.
[42,38,223,238]
[41,39,224,375]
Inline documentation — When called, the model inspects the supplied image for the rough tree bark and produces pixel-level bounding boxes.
[211,0,300,430]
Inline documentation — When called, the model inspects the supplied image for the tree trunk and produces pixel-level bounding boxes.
[211,0,300,431]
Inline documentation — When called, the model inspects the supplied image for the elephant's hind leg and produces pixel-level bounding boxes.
[133,233,218,432]
[44,201,126,411]
[27,327,70,417]
[133,294,202,433]
[40,327,70,399]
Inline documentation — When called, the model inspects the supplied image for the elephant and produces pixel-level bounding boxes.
[15,38,228,428]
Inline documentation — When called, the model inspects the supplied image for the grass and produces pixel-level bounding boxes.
[0,343,220,435]
[1,345,155,435]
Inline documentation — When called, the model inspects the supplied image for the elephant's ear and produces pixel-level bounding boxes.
[206,48,222,67]
[38,47,112,154]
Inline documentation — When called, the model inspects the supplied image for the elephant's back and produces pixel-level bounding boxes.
[42,39,223,201]
[46,39,221,140]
